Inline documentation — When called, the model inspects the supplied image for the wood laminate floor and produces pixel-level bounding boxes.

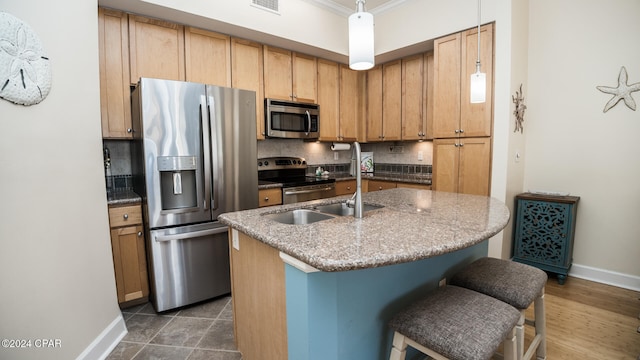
[523,276,640,359]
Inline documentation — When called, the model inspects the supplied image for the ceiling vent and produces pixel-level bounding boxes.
[252,0,279,14]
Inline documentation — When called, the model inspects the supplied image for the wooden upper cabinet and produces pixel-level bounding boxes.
[460,23,493,138]
[231,38,265,139]
[128,15,185,84]
[264,46,317,103]
[366,65,383,141]
[433,32,461,138]
[382,60,402,141]
[98,8,132,139]
[263,46,293,101]
[433,24,493,138]
[292,53,317,103]
[402,54,425,140]
[424,52,434,139]
[317,59,340,141]
[184,27,231,87]
[339,65,360,141]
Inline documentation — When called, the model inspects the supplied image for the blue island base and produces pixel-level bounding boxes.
[285,241,488,360]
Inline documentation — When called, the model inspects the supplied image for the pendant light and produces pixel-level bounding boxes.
[349,0,374,71]
[470,0,486,103]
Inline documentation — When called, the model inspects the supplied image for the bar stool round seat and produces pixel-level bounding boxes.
[388,285,520,360]
[450,257,548,360]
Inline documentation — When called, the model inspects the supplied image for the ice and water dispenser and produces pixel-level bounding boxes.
[157,156,198,210]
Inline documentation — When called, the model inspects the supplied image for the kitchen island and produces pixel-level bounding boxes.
[218,188,510,360]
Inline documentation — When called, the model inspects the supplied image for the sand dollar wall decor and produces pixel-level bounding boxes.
[0,12,52,106]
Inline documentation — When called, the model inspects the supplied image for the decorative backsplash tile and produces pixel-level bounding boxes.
[106,174,133,192]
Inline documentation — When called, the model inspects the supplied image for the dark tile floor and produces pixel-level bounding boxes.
[107,295,242,360]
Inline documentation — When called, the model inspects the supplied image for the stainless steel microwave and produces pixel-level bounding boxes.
[265,99,319,139]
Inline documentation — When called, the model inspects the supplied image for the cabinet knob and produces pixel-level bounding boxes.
[264,197,269,202]
[123,214,129,220]
[455,129,460,133]
[378,186,383,190]
[346,186,351,190]
[127,128,132,133]
[137,231,142,237]
[459,129,464,133]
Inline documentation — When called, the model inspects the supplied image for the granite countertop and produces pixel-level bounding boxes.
[218,188,510,272]
[106,190,142,206]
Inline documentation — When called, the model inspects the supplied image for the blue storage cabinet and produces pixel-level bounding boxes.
[512,193,580,285]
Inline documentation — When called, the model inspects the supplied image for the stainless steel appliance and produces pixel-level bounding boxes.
[265,99,319,139]
[131,78,258,312]
[257,157,335,204]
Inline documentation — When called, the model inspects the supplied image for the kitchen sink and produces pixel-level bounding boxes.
[263,209,336,225]
[263,203,384,225]
[313,203,384,216]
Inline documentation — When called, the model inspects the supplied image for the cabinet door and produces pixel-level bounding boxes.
[424,52,434,139]
[432,32,461,138]
[317,59,340,141]
[432,138,460,193]
[292,53,317,103]
[460,23,493,137]
[231,38,265,139]
[401,54,424,140]
[110,224,148,303]
[335,180,357,196]
[458,137,491,196]
[366,65,383,141]
[263,46,293,101]
[185,27,231,87]
[339,65,359,141]
[98,8,132,139]
[128,15,185,83]
[382,60,402,141]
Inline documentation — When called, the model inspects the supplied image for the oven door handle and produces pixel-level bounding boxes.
[284,187,334,195]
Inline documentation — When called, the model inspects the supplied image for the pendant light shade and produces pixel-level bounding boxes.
[470,0,486,103]
[349,0,374,71]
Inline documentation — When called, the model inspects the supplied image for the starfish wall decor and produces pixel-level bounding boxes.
[596,66,640,112]
[512,84,526,133]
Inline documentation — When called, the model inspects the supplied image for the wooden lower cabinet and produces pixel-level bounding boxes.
[433,137,491,196]
[258,188,282,207]
[108,204,149,305]
[397,182,431,190]
[229,231,287,359]
[335,180,357,196]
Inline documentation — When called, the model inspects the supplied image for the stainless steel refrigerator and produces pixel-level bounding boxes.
[131,78,258,312]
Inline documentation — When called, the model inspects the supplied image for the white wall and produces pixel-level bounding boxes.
[526,0,640,285]
[0,1,124,359]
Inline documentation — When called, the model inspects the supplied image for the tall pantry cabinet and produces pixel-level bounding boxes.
[432,23,494,196]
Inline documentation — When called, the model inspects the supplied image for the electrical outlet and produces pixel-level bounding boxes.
[418,151,424,161]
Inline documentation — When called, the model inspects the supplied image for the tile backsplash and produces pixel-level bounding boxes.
[103,138,433,184]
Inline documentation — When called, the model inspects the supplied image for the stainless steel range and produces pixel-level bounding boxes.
[258,157,336,204]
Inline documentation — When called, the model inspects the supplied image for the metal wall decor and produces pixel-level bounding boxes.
[0,12,52,106]
[596,66,640,112]
[512,83,526,133]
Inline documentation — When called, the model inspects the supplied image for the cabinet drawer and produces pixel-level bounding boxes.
[335,180,357,196]
[367,180,397,192]
[109,205,143,227]
[397,182,431,190]
[259,188,283,207]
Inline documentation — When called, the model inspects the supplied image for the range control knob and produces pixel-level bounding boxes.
[264,161,269,166]
[258,161,263,167]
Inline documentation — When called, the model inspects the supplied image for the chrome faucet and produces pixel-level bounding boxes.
[345,141,363,218]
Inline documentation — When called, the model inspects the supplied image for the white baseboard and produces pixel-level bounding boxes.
[570,263,640,292]
[76,314,127,360]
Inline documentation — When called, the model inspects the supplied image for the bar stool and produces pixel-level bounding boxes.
[388,285,520,360]
[450,257,548,360]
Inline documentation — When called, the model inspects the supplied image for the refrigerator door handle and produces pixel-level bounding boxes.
[200,96,211,211]
[208,94,219,211]
[154,226,228,242]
